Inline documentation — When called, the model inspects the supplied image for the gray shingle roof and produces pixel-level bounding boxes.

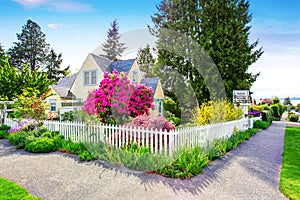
[90,53,113,72]
[140,77,160,97]
[109,59,135,74]
[50,73,78,98]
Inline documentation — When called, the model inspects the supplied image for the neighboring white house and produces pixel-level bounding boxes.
[45,53,164,117]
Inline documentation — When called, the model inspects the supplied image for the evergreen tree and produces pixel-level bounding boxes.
[151,0,263,104]
[45,49,70,83]
[136,44,155,77]
[102,19,126,61]
[7,19,49,71]
[7,19,69,82]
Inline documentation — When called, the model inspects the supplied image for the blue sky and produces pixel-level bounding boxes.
[0,0,299,100]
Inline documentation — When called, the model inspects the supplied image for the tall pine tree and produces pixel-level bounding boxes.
[102,20,126,61]
[7,19,49,71]
[7,19,69,83]
[151,0,263,103]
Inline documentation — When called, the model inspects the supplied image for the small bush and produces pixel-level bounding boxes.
[261,110,273,123]
[53,134,65,149]
[192,100,243,125]
[156,147,209,179]
[253,120,270,129]
[79,150,96,161]
[0,125,10,130]
[287,114,299,122]
[124,115,175,132]
[25,137,56,153]
[0,130,8,139]
[167,116,181,126]
[7,131,33,149]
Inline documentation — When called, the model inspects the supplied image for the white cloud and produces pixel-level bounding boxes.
[13,0,92,12]
[47,23,60,29]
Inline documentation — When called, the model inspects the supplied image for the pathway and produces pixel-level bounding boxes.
[0,121,287,200]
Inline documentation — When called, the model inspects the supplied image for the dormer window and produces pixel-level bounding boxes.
[83,70,97,85]
[132,71,138,82]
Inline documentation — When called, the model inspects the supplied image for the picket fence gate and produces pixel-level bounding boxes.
[5,117,255,156]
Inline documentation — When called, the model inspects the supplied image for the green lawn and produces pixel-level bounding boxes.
[280,126,300,200]
[0,176,41,200]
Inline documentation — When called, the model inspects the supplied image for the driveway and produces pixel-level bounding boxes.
[0,121,287,200]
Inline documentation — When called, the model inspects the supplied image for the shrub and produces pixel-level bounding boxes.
[156,147,209,179]
[79,150,96,161]
[7,131,33,149]
[0,130,8,139]
[167,116,181,126]
[192,100,243,125]
[261,110,272,123]
[53,134,65,149]
[253,120,270,129]
[124,115,175,132]
[271,104,282,118]
[0,125,10,130]
[287,114,299,122]
[25,137,56,153]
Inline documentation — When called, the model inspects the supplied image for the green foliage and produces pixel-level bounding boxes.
[61,111,76,122]
[164,96,181,118]
[0,124,10,130]
[272,96,280,104]
[7,131,33,149]
[0,130,8,139]
[283,97,292,106]
[86,141,171,171]
[0,58,52,100]
[271,104,280,118]
[167,116,181,126]
[253,120,270,130]
[261,110,273,123]
[7,19,68,83]
[11,92,47,121]
[79,150,95,161]
[287,113,299,122]
[25,137,56,153]
[53,134,65,149]
[101,19,126,61]
[151,0,263,103]
[0,125,10,138]
[136,44,155,78]
[157,147,209,179]
[280,126,300,200]
[0,176,41,200]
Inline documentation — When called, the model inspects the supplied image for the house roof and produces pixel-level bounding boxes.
[140,77,160,97]
[109,59,135,74]
[50,73,78,98]
[90,53,112,72]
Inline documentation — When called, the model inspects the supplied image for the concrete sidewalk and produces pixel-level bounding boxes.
[0,121,287,200]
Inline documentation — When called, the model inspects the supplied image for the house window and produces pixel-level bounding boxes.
[132,71,138,82]
[83,70,97,85]
[50,100,56,112]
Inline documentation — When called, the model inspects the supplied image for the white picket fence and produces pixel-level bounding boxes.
[5,117,253,155]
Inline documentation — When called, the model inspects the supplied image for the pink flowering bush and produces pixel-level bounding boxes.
[83,90,97,115]
[83,70,154,124]
[124,115,175,132]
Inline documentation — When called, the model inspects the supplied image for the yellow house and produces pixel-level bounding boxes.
[46,53,164,117]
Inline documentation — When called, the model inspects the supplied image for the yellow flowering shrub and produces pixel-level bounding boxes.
[192,100,244,125]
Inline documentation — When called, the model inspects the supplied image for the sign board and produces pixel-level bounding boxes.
[233,90,250,104]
